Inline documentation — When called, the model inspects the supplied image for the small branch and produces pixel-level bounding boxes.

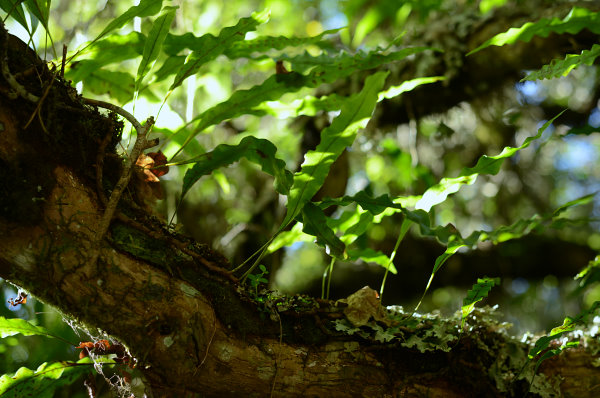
[95,115,154,242]
[83,98,143,135]
[84,98,155,266]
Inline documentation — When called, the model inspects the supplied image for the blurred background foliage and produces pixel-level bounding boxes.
[2,0,600,393]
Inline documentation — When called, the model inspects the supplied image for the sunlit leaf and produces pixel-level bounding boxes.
[181,136,292,199]
[0,317,61,340]
[66,32,146,82]
[82,69,135,104]
[135,5,177,94]
[461,277,501,329]
[301,203,346,259]
[468,6,600,55]
[164,27,339,59]
[253,76,444,120]
[574,255,600,291]
[0,0,29,33]
[171,47,432,155]
[266,223,312,253]
[0,358,109,398]
[280,71,389,228]
[414,111,565,211]
[24,0,50,36]
[378,76,445,100]
[347,248,397,274]
[523,44,600,81]
[169,10,270,90]
[528,301,600,374]
[94,0,163,44]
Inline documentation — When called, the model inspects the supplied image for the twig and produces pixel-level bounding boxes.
[24,68,59,130]
[83,98,144,135]
[61,44,66,78]
[84,98,155,266]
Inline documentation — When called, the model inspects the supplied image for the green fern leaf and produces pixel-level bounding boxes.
[169,10,270,90]
[0,359,107,398]
[468,6,600,55]
[170,47,430,157]
[0,317,61,340]
[301,203,346,259]
[280,71,389,228]
[66,32,145,83]
[523,44,600,81]
[461,277,501,329]
[135,5,177,95]
[181,136,292,199]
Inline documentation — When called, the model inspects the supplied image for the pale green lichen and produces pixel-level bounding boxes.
[163,336,174,348]
[179,283,200,297]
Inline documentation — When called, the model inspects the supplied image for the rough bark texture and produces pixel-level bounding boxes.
[1,7,600,398]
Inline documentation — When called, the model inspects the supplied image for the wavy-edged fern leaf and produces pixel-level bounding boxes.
[134,5,177,96]
[224,29,340,59]
[66,32,145,83]
[414,110,565,212]
[461,277,501,329]
[170,47,432,156]
[302,203,346,259]
[0,359,107,398]
[529,301,600,376]
[0,317,70,344]
[181,136,292,199]
[169,10,270,91]
[468,6,600,55]
[523,44,600,81]
[280,71,389,229]
[252,76,444,119]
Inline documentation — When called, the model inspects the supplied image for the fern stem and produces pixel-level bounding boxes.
[379,218,412,303]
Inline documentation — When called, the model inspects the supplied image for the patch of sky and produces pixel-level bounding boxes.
[555,136,598,171]
[589,107,600,128]
[510,277,529,295]
[515,80,546,105]
[319,0,348,30]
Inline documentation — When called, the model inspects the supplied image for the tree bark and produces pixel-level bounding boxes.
[0,16,599,398]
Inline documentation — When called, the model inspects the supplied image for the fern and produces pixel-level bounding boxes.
[461,277,501,329]
[169,10,270,91]
[181,136,293,199]
[169,46,431,156]
[134,5,177,96]
[0,359,111,398]
[468,6,600,55]
[522,44,600,81]
[280,71,389,229]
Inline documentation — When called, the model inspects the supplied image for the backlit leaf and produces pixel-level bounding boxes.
[169,10,270,90]
[461,277,501,329]
[135,5,177,94]
[280,71,389,228]
[468,6,600,55]
[0,358,109,398]
[523,44,600,81]
[301,202,346,259]
[181,136,292,199]
[0,317,60,340]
